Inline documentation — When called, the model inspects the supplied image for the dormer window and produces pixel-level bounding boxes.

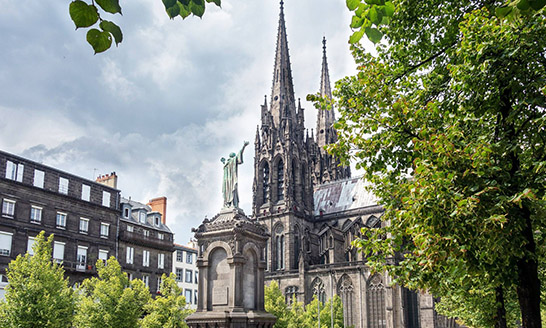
[124,208,129,218]
[139,211,146,223]
[154,216,160,227]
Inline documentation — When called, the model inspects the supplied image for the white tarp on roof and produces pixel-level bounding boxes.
[313,176,377,216]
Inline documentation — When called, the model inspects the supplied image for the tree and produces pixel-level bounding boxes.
[74,257,150,328]
[265,281,291,328]
[0,231,74,328]
[68,0,222,53]
[325,0,546,327]
[140,273,194,328]
[300,296,344,328]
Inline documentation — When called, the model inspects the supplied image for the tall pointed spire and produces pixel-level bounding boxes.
[320,36,332,99]
[270,0,296,127]
[316,37,336,148]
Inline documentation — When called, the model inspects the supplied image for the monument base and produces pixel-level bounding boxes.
[186,310,276,328]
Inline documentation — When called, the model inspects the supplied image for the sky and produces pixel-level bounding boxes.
[0,0,372,244]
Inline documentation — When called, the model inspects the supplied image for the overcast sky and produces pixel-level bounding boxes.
[0,0,372,244]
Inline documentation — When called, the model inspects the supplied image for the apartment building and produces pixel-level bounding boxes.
[173,241,198,308]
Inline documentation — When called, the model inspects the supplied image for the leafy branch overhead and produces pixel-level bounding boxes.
[69,0,221,54]
[346,0,546,44]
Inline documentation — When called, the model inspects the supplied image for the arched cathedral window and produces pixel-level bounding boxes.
[293,226,300,269]
[367,274,386,328]
[285,286,298,305]
[275,224,284,270]
[338,275,355,328]
[277,160,284,201]
[262,162,270,203]
[311,278,326,305]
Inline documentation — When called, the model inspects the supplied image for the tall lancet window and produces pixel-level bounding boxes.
[275,225,284,270]
[367,274,386,328]
[263,163,270,203]
[277,160,284,201]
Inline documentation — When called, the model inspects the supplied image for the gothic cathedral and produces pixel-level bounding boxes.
[251,2,458,328]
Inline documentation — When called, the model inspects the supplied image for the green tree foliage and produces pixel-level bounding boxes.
[264,281,345,328]
[68,0,221,53]
[324,1,546,327]
[0,231,74,328]
[74,257,151,328]
[140,273,194,328]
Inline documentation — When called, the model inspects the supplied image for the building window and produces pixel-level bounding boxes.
[27,236,36,255]
[2,199,15,217]
[56,212,67,228]
[99,249,108,263]
[127,272,133,281]
[194,290,198,305]
[77,246,88,271]
[143,250,150,267]
[158,253,164,269]
[157,276,162,293]
[53,241,65,263]
[158,233,164,240]
[81,184,90,201]
[262,162,270,203]
[154,216,160,227]
[127,225,134,232]
[186,252,193,264]
[285,286,298,305]
[79,218,89,234]
[142,275,149,288]
[0,231,13,256]
[5,161,24,182]
[59,177,69,194]
[139,211,146,223]
[100,223,109,238]
[123,207,129,218]
[176,250,183,262]
[126,246,134,264]
[30,206,42,224]
[185,269,193,283]
[102,191,110,207]
[143,230,149,237]
[33,169,44,188]
[367,275,386,328]
[175,268,183,282]
[185,289,192,304]
[277,159,284,201]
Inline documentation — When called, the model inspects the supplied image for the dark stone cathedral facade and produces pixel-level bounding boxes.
[251,3,458,328]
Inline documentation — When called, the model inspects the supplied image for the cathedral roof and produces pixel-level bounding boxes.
[313,176,378,217]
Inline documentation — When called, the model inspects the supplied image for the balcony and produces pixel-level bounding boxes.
[61,260,96,274]
[119,230,174,251]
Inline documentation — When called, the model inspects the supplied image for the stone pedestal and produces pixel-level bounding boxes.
[186,207,276,328]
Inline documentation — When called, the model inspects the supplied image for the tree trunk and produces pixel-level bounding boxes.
[516,205,542,328]
[494,287,507,328]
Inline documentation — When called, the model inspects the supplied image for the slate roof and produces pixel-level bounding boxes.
[313,176,378,216]
[120,197,172,233]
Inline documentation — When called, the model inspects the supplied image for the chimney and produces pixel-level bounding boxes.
[147,197,167,225]
[96,171,118,189]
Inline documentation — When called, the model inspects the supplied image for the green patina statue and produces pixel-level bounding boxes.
[221,141,249,208]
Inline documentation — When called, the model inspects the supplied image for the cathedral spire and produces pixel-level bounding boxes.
[316,37,336,149]
[270,0,296,127]
[320,36,332,99]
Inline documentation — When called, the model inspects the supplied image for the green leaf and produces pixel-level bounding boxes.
[96,0,122,14]
[179,0,190,5]
[99,20,122,46]
[529,0,546,10]
[517,0,531,10]
[349,29,364,44]
[69,1,99,29]
[365,27,383,43]
[178,2,191,18]
[87,28,112,54]
[162,0,177,8]
[190,0,205,17]
[384,1,395,16]
[347,0,360,11]
[351,15,365,29]
[495,6,513,18]
[205,0,221,6]
[166,3,180,18]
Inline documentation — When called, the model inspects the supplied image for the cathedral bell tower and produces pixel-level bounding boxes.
[253,1,313,220]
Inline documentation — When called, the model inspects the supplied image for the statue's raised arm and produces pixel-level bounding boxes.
[221,141,249,209]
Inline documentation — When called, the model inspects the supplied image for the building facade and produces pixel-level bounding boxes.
[0,150,120,291]
[119,197,174,294]
[253,3,457,328]
[173,241,198,309]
